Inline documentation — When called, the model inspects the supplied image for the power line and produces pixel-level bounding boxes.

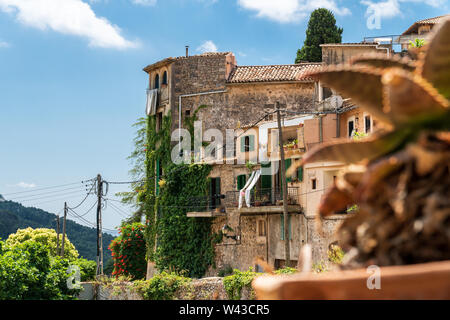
[17,190,88,203]
[67,182,96,210]
[7,186,86,201]
[2,179,94,196]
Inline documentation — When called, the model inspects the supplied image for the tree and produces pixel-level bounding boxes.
[295,8,343,63]
[5,227,79,261]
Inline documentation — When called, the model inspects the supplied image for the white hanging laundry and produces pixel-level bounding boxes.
[146,89,158,116]
[245,169,261,208]
[238,171,256,209]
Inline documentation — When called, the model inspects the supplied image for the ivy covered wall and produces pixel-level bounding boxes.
[143,110,216,278]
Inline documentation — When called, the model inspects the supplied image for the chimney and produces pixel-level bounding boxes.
[185,46,189,57]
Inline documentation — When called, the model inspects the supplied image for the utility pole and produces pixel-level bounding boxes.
[96,174,104,276]
[276,102,291,267]
[61,202,67,257]
[56,215,60,256]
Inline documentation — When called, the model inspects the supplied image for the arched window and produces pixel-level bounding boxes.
[154,74,160,89]
[162,71,168,85]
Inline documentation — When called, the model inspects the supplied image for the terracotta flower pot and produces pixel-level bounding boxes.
[252,260,450,300]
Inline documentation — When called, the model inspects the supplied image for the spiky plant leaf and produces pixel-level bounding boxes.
[382,68,449,124]
[417,17,450,100]
[351,53,416,72]
[318,184,354,217]
[298,129,412,166]
[307,66,391,124]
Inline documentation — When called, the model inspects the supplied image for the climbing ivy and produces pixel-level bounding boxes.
[154,163,214,278]
[142,108,216,278]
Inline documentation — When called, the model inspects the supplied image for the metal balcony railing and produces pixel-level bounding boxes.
[224,187,299,208]
[187,194,225,212]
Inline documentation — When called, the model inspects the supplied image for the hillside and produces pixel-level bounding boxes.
[0,199,115,262]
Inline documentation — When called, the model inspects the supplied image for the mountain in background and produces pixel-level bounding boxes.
[0,200,115,262]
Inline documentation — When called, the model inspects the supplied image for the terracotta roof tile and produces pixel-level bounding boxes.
[402,15,449,35]
[227,63,321,84]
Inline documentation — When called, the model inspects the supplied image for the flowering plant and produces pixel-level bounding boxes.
[109,223,147,280]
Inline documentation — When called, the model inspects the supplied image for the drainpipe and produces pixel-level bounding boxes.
[178,89,227,147]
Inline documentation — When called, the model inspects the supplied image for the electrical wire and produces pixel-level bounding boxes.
[2,179,94,196]
[67,182,96,210]
[17,190,88,202]
[7,186,86,201]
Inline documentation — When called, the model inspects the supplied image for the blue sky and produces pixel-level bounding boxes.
[0,0,448,233]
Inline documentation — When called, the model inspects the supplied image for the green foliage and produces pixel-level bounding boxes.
[71,258,96,282]
[109,223,147,280]
[134,272,192,300]
[218,265,233,277]
[295,8,343,63]
[116,117,148,224]
[274,267,298,275]
[144,113,172,261]
[312,261,328,273]
[410,38,425,48]
[0,200,114,262]
[0,240,81,300]
[223,268,261,300]
[154,163,215,278]
[328,244,345,265]
[6,227,79,261]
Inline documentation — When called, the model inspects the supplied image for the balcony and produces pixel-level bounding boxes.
[159,86,169,104]
[186,195,226,218]
[224,187,300,214]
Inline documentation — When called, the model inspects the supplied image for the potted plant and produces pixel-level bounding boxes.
[253,18,450,300]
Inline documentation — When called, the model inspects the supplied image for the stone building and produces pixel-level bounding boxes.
[142,50,358,276]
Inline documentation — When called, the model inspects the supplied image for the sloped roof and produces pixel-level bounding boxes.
[402,14,449,35]
[227,63,322,84]
[143,52,232,73]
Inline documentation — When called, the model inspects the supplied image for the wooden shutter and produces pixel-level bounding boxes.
[237,175,247,190]
[249,135,255,151]
[297,166,303,182]
[285,158,292,182]
[240,137,246,153]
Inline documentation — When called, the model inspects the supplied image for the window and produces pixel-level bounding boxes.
[312,178,317,190]
[244,136,250,152]
[156,112,163,132]
[348,119,355,138]
[297,166,303,182]
[154,74,160,89]
[162,71,168,85]
[237,174,247,190]
[240,135,255,153]
[364,114,372,133]
[185,109,191,117]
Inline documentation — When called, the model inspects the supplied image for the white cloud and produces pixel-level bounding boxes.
[197,40,218,53]
[238,0,351,23]
[0,0,138,49]
[15,182,37,189]
[131,0,157,6]
[361,0,446,19]
[0,40,10,47]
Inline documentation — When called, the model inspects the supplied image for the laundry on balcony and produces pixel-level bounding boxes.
[145,88,158,116]
[238,169,261,209]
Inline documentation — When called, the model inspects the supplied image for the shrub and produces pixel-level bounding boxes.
[71,258,97,282]
[109,223,147,280]
[223,268,262,300]
[5,227,79,261]
[0,240,81,300]
[134,272,192,300]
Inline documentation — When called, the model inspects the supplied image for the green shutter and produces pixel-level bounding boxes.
[297,166,303,182]
[237,175,247,190]
[249,135,255,151]
[240,137,246,153]
[285,158,292,182]
[215,177,221,206]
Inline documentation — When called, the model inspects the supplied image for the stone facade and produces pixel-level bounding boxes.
[143,51,353,277]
